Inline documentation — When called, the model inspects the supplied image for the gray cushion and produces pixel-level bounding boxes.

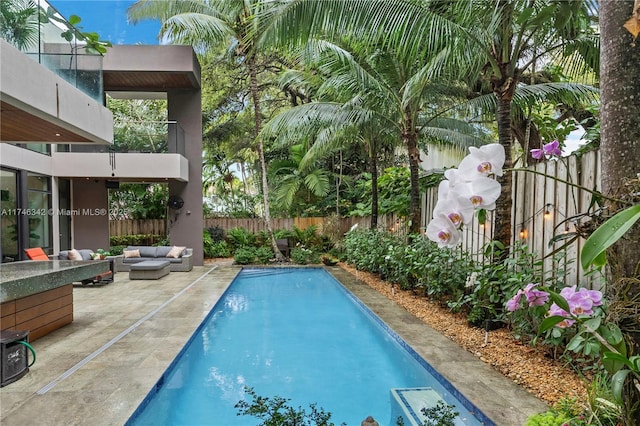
[155,246,173,257]
[122,257,151,264]
[129,260,170,270]
[58,249,94,260]
[139,247,158,258]
[78,249,94,261]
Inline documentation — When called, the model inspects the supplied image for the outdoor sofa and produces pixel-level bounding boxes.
[110,246,193,272]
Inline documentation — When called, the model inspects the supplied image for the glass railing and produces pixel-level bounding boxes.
[69,121,186,156]
[0,0,104,102]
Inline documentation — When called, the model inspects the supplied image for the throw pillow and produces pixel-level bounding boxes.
[166,246,186,258]
[67,249,82,260]
[123,249,141,258]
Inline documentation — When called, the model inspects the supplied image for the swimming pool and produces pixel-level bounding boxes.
[127,268,490,425]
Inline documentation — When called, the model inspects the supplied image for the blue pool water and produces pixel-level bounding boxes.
[127,268,488,425]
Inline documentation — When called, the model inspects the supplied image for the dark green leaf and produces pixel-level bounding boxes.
[538,316,566,335]
[581,205,640,270]
[611,370,632,403]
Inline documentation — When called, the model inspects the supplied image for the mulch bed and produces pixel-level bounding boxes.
[338,263,588,406]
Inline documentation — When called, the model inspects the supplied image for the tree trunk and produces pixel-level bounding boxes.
[370,145,379,230]
[600,1,640,422]
[403,120,421,235]
[492,88,515,257]
[247,54,284,260]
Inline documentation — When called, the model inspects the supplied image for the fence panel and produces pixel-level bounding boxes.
[109,219,165,237]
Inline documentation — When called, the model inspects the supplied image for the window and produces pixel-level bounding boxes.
[0,169,18,262]
[26,173,52,250]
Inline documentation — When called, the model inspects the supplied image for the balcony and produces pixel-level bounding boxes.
[112,121,186,156]
[52,121,188,182]
[0,0,104,103]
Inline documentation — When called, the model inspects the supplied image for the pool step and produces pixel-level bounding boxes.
[390,387,446,426]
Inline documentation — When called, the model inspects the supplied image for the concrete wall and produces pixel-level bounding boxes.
[53,153,188,181]
[71,179,110,251]
[168,90,203,265]
[0,40,113,144]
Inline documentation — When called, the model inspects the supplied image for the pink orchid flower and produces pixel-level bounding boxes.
[530,140,562,159]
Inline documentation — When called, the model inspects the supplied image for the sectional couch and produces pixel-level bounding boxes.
[110,246,193,272]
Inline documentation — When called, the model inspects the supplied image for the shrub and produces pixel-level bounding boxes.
[203,230,215,258]
[227,227,256,250]
[343,228,473,299]
[211,241,232,258]
[290,246,319,265]
[110,234,164,246]
[108,245,125,256]
[154,236,170,246]
[234,246,256,265]
[524,411,570,426]
[206,225,226,242]
[255,246,274,264]
[204,229,232,258]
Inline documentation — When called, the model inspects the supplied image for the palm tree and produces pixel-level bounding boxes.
[0,0,39,51]
[259,0,598,248]
[446,1,598,251]
[599,1,640,422]
[261,31,485,235]
[129,0,286,259]
[268,143,332,215]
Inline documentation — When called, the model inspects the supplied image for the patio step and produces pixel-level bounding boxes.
[390,387,446,426]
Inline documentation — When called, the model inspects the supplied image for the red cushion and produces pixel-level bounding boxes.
[24,247,49,261]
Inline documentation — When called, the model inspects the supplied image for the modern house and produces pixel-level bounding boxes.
[0,1,204,265]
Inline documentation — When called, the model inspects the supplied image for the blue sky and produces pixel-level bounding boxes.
[50,1,161,45]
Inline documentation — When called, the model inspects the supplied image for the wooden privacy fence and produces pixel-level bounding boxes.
[422,149,602,289]
[202,214,402,237]
[110,214,402,240]
[109,218,166,237]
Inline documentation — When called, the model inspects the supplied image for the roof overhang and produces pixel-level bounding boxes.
[103,45,201,99]
[0,40,114,144]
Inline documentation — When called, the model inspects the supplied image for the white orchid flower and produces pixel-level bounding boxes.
[443,168,464,188]
[433,190,475,227]
[458,143,505,180]
[426,215,462,248]
[450,177,501,210]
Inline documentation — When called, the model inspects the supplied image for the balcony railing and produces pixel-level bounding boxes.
[70,121,186,156]
[0,0,103,102]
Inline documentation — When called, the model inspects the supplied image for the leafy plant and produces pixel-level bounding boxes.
[108,245,125,256]
[525,410,571,426]
[227,227,256,251]
[234,246,257,265]
[110,233,164,246]
[235,387,343,426]
[204,230,231,258]
[321,254,339,266]
[581,204,640,270]
[255,246,274,264]
[421,402,459,426]
[206,225,226,243]
[290,246,319,265]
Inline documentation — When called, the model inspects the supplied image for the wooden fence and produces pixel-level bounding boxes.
[109,214,401,240]
[110,150,601,288]
[422,150,602,289]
